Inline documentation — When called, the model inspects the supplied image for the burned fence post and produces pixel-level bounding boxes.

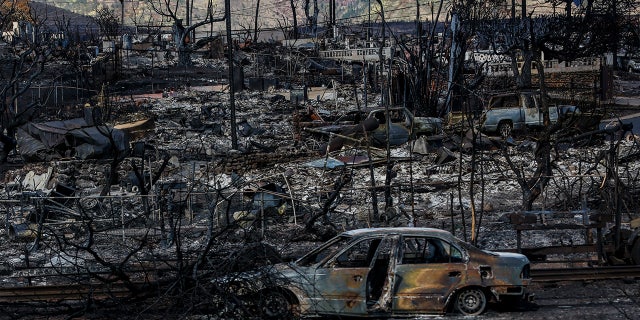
[260,191,266,238]
[29,198,45,253]
[363,130,379,222]
[450,192,455,236]
[281,173,297,225]
[597,226,605,263]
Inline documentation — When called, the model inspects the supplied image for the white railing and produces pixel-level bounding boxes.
[319,47,392,62]
[484,57,601,76]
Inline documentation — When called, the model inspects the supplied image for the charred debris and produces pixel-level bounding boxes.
[3,45,639,262]
[1,7,640,318]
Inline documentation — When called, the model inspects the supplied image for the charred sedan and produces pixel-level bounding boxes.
[213,227,532,318]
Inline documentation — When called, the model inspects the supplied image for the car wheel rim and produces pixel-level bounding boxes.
[457,288,486,315]
[263,292,290,318]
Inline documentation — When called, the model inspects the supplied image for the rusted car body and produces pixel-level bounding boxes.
[214,227,532,318]
[367,107,442,146]
[301,107,442,152]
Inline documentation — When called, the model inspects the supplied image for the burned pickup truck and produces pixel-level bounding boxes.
[479,92,580,137]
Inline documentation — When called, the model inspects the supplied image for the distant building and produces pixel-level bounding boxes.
[2,21,34,43]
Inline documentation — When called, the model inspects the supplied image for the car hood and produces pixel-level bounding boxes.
[250,262,302,280]
[212,262,311,293]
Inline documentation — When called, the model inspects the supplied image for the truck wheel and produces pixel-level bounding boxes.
[632,239,640,265]
[498,122,512,138]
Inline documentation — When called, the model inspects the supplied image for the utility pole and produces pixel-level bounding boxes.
[186,0,194,42]
[446,13,459,115]
[119,0,124,27]
[253,0,260,43]
[119,0,124,79]
[329,0,336,38]
[186,0,191,27]
[225,0,238,149]
[364,0,370,109]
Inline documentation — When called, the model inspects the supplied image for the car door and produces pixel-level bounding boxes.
[312,236,380,315]
[392,236,467,314]
[366,235,400,313]
[523,93,542,126]
[312,235,400,316]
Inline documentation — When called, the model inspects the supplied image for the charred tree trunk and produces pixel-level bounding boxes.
[425,0,445,117]
[304,173,349,232]
[514,0,532,89]
[303,0,318,36]
[99,132,124,197]
[253,0,260,43]
[523,60,552,209]
[173,20,192,66]
[375,0,393,211]
[290,0,299,39]
[503,59,553,211]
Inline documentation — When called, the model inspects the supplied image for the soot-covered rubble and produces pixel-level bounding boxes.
[3,81,639,258]
[1,59,640,318]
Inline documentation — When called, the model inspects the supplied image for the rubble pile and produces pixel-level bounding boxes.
[3,86,639,248]
[1,58,640,318]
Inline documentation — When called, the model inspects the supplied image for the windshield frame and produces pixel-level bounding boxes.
[295,235,353,267]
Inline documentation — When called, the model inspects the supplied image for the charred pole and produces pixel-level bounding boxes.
[225,0,238,149]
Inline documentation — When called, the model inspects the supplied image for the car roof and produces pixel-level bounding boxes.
[341,227,456,240]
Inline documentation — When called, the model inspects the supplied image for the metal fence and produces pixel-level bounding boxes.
[23,85,98,109]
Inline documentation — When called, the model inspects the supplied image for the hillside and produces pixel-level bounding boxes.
[30,1,97,33]
[33,0,427,29]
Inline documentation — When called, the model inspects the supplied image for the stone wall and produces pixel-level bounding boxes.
[479,70,603,102]
[213,151,311,174]
[536,70,600,91]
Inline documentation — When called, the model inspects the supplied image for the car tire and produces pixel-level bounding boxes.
[632,239,640,265]
[455,287,487,316]
[261,290,296,319]
[498,122,512,139]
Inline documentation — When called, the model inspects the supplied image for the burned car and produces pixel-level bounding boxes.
[301,107,442,153]
[367,107,442,146]
[213,227,532,318]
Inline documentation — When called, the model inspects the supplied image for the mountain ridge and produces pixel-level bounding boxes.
[32,0,426,29]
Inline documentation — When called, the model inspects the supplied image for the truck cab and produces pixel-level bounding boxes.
[479,92,577,137]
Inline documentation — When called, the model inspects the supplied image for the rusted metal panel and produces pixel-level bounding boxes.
[313,268,368,314]
[393,264,466,312]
